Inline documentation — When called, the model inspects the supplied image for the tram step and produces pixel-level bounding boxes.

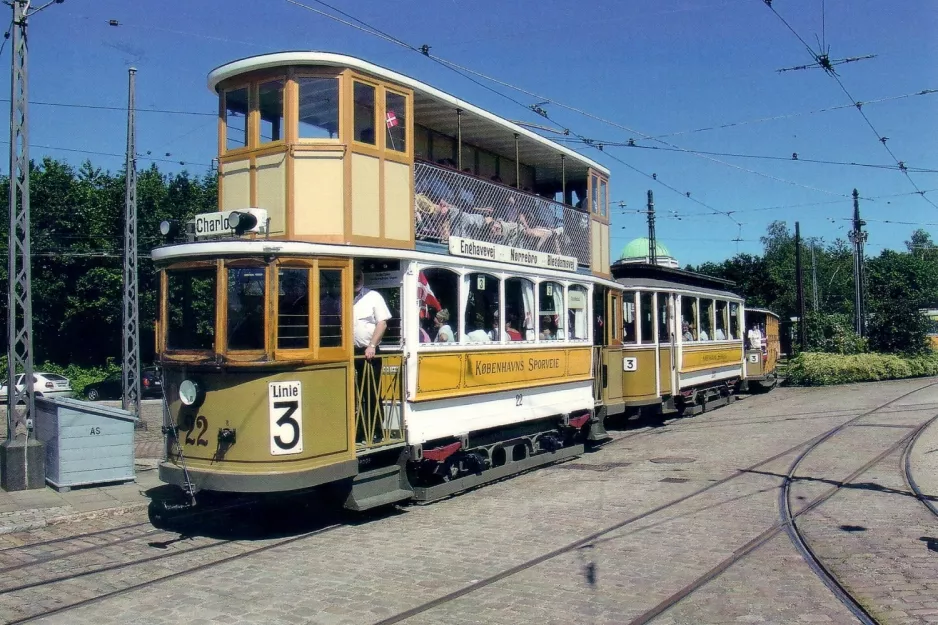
[413,443,584,502]
[344,464,413,511]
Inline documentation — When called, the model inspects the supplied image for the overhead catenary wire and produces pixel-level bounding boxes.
[0,98,215,117]
[651,88,938,139]
[760,0,938,211]
[0,140,213,168]
[283,0,748,227]
[553,138,938,173]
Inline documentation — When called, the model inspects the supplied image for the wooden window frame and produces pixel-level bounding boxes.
[351,78,380,152]
[222,258,270,362]
[608,291,622,346]
[273,258,351,362]
[220,83,253,157]
[294,70,344,145]
[257,77,288,149]
[160,260,222,360]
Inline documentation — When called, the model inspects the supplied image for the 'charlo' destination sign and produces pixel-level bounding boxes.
[448,237,578,272]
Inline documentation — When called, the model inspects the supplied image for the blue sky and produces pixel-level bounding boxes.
[12,0,938,266]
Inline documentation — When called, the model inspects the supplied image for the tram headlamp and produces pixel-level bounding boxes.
[159,220,180,241]
[178,380,202,407]
[228,211,257,235]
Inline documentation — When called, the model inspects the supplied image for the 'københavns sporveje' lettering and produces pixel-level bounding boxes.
[474,357,561,376]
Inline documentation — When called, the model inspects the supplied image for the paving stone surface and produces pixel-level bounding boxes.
[0,378,932,625]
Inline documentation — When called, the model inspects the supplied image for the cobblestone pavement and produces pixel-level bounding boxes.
[0,378,934,625]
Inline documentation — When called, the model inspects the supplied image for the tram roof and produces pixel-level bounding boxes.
[611,262,742,300]
[746,308,780,319]
[207,52,610,180]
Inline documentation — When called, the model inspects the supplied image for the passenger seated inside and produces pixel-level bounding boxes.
[434,308,455,342]
[419,317,432,344]
[505,313,523,341]
[698,326,710,341]
[714,326,726,340]
[681,321,694,341]
[539,315,557,340]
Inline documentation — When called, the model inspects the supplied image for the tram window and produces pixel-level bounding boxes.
[385,91,407,153]
[166,269,216,351]
[538,282,565,341]
[224,87,249,151]
[465,273,499,343]
[278,268,310,350]
[730,302,741,340]
[699,298,713,341]
[681,296,697,341]
[715,301,728,340]
[657,293,670,342]
[599,179,607,218]
[353,82,376,145]
[590,175,599,215]
[505,277,535,341]
[227,267,266,351]
[568,285,589,340]
[297,77,340,139]
[422,268,459,343]
[623,291,637,344]
[258,79,284,144]
[640,292,654,343]
[319,269,343,348]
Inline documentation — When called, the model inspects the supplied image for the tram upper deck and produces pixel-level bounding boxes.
[208,52,613,276]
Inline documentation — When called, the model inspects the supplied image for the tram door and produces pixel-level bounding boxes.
[656,292,677,399]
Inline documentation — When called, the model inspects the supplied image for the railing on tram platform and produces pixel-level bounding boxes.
[354,353,406,453]
[413,161,591,268]
[592,346,605,405]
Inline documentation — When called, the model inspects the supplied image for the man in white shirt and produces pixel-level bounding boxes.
[747,325,763,350]
[354,268,392,443]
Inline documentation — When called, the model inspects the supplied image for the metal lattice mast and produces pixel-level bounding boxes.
[6,0,34,439]
[646,190,657,265]
[122,67,141,416]
[848,189,867,337]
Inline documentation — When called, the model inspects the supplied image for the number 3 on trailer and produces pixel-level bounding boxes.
[269,381,303,455]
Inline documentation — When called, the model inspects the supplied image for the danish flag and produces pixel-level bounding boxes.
[386,110,399,128]
[417,271,441,318]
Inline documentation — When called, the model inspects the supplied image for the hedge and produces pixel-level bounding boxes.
[785,352,938,386]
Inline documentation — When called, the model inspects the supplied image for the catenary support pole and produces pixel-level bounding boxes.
[122,67,142,420]
[796,221,807,352]
[3,0,44,492]
[647,190,657,265]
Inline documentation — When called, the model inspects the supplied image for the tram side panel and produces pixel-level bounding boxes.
[160,364,358,493]
[408,346,593,444]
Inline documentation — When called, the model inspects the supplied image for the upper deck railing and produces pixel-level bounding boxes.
[414,162,591,268]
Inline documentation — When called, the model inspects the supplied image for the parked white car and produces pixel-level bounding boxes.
[0,373,74,402]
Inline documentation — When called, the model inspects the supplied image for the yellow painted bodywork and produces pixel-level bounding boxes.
[681,343,743,373]
[162,363,353,475]
[621,347,658,402]
[415,346,592,401]
[658,346,674,396]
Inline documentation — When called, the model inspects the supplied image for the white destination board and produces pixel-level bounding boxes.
[448,237,578,272]
[268,381,303,455]
[192,209,267,237]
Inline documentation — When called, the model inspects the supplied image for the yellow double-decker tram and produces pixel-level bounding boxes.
[152,52,620,515]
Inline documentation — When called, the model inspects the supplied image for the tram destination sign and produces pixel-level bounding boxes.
[448,237,578,272]
[191,209,268,237]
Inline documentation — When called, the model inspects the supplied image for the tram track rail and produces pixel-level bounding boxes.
[2,519,344,624]
[371,380,938,625]
[902,413,938,519]
[5,382,935,624]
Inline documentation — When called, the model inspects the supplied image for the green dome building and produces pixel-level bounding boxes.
[617,237,679,268]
